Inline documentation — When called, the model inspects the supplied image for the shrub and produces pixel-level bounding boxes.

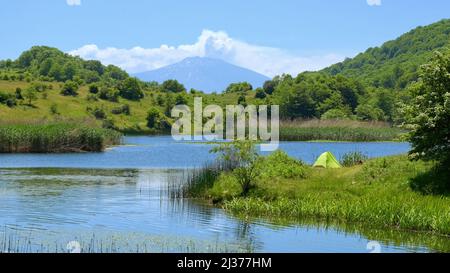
[50,103,59,115]
[98,88,119,102]
[118,78,144,100]
[89,84,99,94]
[255,150,307,179]
[111,104,130,115]
[255,88,267,99]
[161,79,186,93]
[321,108,349,120]
[60,80,79,96]
[15,88,23,100]
[102,118,116,130]
[92,107,106,120]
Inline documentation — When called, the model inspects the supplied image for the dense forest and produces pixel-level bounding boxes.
[1,19,449,132]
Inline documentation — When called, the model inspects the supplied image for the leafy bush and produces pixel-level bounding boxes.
[146,107,171,131]
[91,107,106,120]
[60,80,79,96]
[118,77,144,100]
[111,104,130,115]
[403,50,450,164]
[161,79,186,93]
[89,84,99,94]
[0,91,16,107]
[255,150,307,180]
[98,87,119,102]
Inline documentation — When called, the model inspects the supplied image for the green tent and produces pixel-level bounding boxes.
[313,152,342,169]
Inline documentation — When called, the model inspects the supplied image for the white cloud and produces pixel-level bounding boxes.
[367,0,381,6]
[66,0,81,6]
[69,30,346,77]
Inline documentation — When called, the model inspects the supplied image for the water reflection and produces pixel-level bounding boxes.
[1,168,449,253]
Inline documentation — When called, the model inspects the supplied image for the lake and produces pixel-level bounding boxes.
[1,136,449,253]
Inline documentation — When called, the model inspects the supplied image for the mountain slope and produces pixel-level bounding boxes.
[323,19,450,89]
[134,57,270,93]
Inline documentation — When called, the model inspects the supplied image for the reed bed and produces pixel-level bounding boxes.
[0,124,122,153]
[280,119,405,141]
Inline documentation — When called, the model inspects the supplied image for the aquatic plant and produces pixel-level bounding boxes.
[340,151,369,167]
[0,123,122,153]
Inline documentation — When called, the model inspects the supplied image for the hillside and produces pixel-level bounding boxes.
[323,19,450,89]
[0,79,246,133]
[134,57,270,93]
[1,19,449,131]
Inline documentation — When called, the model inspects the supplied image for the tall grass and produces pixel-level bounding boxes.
[0,124,122,153]
[170,159,237,199]
[340,151,369,167]
[280,119,405,141]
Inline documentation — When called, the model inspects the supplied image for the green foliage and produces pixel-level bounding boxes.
[91,107,106,120]
[255,150,307,180]
[224,155,450,235]
[15,88,23,100]
[23,87,37,105]
[224,82,253,93]
[146,107,171,131]
[98,87,119,102]
[118,77,144,100]
[50,103,59,115]
[111,104,131,115]
[0,124,122,153]
[161,79,186,93]
[340,151,369,167]
[0,91,16,107]
[403,49,450,164]
[14,46,129,84]
[175,93,188,105]
[60,80,79,96]
[263,80,276,95]
[324,19,450,90]
[211,141,259,195]
[273,73,365,119]
[280,120,404,141]
[355,104,385,121]
[254,88,267,99]
[321,108,349,120]
[89,84,99,94]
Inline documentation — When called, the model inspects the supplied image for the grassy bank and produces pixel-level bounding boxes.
[182,147,450,235]
[0,123,122,153]
[280,119,405,141]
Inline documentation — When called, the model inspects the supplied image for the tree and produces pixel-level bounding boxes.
[280,87,316,119]
[403,50,450,164]
[211,141,259,195]
[355,104,385,121]
[263,80,276,95]
[224,82,253,93]
[147,107,171,131]
[175,93,188,105]
[15,88,23,100]
[24,87,38,105]
[118,78,144,100]
[89,84,99,94]
[60,81,79,96]
[255,88,267,99]
[161,79,186,93]
[374,89,395,121]
[237,94,247,106]
[146,107,161,129]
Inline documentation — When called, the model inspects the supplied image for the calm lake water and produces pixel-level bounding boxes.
[1,136,449,253]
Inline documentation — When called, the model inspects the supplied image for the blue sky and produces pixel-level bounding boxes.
[2,0,450,76]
